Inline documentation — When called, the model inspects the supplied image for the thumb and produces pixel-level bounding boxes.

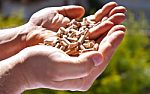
[56,5,85,19]
[78,51,103,67]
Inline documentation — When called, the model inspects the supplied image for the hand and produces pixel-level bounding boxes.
[24,5,84,46]
[25,2,126,47]
[16,24,126,92]
[17,44,103,91]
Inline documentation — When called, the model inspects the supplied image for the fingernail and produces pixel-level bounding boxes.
[92,55,103,66]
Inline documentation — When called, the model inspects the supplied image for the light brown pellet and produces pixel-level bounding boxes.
[59,27,66,33]
[60,41,68,47]
[62,38,71,45]
[83,43,90,48]
[65,49,78,55]
[80,45,85,50]
[51,39,58,46]
[60,46,66,51]
[67,37,78,42]
[93,43,99,51]
[78,35,85,44]
[68,42,79,49]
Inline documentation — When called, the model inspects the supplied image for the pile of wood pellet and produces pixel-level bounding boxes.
[43,18,99,56]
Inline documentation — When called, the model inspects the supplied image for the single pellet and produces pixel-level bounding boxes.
[62,38,71,45]
[60,27,66,33]
[60,46,66,51]
[52,40,58,46]
[93,43,99,51]
[65,49,78,55]
[55,43,60,48]
[83,43,90,48]
[67,37,78,42]
[78,35,85,44]
[60,41,68,47]
[80,44,85,50]
[57,29,62,37]
[68,42,79,49]
[89,40,95,47]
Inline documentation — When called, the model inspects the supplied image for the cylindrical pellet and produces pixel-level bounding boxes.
[55,43,60,48]
[93,43,99,51]
[78,35,85,44]
[80,45,85,50]
[68,42,79,49]
[60,41,68,47]
[60,46,66,51]
[62,38,70,45]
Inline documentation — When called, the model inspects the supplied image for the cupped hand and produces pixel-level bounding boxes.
[25,5,84,46]
[19,44,103,91]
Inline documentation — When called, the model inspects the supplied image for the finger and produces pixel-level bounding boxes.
[50,13,70,31]
[95,2,117,22]
[96,32,107,43]
[89,21,114,40]
[109,6,127,17]
[107,13,126,25]
[101,16,108,22]
[58,14,70,27]
[40,30,57,40]
[96,25,126,44]
[57,5,85,19]
[107,25,126,36]
[26,29,56,46]
[53,51,103,81]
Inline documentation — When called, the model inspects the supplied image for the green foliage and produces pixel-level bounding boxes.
[0,15,24,29]
[0,12,149,94]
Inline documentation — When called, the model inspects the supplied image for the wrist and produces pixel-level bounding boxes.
[0,23,33,60]
[0,51,29,94]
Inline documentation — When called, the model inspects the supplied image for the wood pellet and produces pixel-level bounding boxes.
[43,18,99,56]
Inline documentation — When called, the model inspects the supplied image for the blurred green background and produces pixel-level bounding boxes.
[0,0,150,94]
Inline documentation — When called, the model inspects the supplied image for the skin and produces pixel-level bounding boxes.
[0,2,126,94]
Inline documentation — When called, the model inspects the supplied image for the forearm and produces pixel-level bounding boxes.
[0,53,27,94]
[0,24,28,60]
